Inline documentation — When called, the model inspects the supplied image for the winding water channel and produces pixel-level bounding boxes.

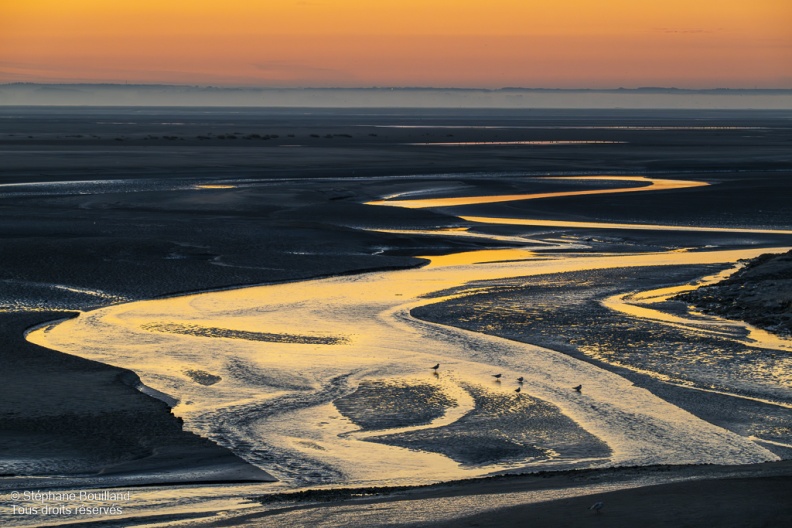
[27,175,792,487]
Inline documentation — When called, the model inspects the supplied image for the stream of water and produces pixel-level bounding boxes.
[26,176,792,488]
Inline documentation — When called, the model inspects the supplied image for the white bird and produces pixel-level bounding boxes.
[589,501,604,514]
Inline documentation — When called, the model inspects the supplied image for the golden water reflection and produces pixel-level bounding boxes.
[24,175,792,487]
[366,176,707,208]
[604,267,792,353]
[419,248,540,268]
[462,216,792,235]
[27,247,788,486]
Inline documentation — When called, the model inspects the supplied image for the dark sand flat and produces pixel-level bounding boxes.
[173,462,792,527]
[1,108,791,525]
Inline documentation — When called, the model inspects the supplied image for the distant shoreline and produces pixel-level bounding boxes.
[2,84,791,109]
[4,83,792,93]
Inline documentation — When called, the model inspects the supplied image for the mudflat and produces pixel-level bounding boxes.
[1,107,791,526]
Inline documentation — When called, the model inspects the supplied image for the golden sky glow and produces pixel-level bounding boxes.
[2,1,790,87]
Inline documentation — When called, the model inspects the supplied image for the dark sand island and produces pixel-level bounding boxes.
[1,107,792,526]
[679,249,792,336]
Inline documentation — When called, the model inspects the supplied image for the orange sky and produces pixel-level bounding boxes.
[1,0,790,87]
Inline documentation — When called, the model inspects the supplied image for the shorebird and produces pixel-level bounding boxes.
[514,386,521,394]
[431,363,440,371]
[589,501,604,514]
[517,376,524,383]
[492,373,502,379]
[573,384,582,392]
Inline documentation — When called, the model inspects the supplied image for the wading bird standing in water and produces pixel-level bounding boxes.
[517,376,524,383]
[431,363,440,371]
[515,386,521,394]
[492,373,502,380]
[573,384,582,392]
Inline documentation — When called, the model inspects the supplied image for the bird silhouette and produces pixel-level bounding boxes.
[492,373,502,379]
[589,501,604,514]
[517,376,524,383]
[431,363,440,371]
[514,386,521,394]
[573,384,582,392]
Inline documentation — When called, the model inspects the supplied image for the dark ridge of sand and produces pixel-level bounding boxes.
[422,473,792,528]
[181,461,792,528]
[677,249,792,336]
[141,322,348,345]
[251,464,742,505]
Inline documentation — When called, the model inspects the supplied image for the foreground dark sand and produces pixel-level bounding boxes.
[170,462,792,527]
[1,108,792,525]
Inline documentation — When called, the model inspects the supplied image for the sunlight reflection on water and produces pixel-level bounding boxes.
[25,175,792,489]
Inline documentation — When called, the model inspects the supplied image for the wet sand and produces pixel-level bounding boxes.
[679,249,792,336]
[2,108,792,526]
[130,461,792,527]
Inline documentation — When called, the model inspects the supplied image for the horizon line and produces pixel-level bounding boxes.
[3,82,792,93]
